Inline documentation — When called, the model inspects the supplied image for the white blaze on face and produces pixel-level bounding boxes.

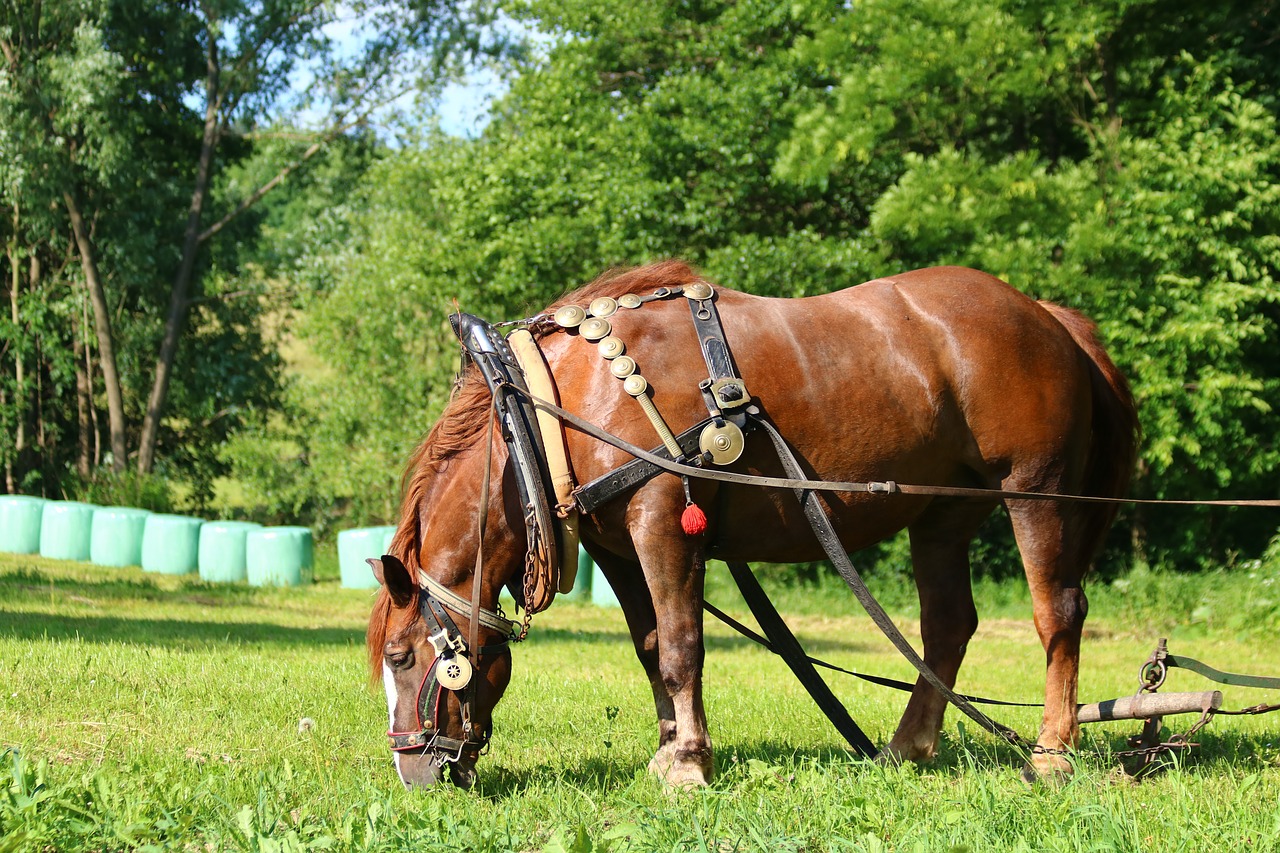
[382,662,403,779]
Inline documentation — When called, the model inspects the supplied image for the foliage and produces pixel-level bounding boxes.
[62,468,176,514]
[0,0,497,503]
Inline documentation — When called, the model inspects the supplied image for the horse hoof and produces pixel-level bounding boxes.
[648,751,712,788]
[873,748,905,767]
[1022,751,1073,785]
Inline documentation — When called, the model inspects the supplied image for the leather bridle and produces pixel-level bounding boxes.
[386,572,516,765]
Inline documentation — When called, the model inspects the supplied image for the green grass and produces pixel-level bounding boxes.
[5,553,1280,851]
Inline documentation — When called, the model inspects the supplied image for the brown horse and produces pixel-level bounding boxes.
[367,261,1138,788]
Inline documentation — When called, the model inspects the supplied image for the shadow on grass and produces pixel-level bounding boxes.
[0,610,363,648]
[1,566,265,606]
[447,725,1280,799]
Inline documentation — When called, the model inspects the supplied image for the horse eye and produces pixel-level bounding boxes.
[386,649,414,670]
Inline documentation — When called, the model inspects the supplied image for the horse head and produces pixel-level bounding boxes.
[366,376,528,788]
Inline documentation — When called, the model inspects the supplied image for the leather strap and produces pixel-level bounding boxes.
[725,560,877,755]
[575,419,716,514]
[750,414,1026,747]
[418,572,516,637]
[703,600,1044,707]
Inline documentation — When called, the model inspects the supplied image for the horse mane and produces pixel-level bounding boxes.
[367,259,704,681]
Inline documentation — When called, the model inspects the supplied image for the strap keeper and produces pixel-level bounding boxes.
[867,480,898,495]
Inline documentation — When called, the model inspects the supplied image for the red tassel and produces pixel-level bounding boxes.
[681,502,708,536]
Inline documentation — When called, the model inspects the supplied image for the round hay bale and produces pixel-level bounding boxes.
[198,521,262,583]
[590,558,620,607]
[246,526,313,587]
[89,507,151,567]
[338,526,396,589]
[141,514,204,574]
[0,495,46,554]
[39,501,98,562]
[560,544,593,602]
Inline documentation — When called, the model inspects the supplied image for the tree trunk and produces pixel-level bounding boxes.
[7,209,24,492]
[137,31,221,474]
[74,326,91,479]
[64,191,127,473]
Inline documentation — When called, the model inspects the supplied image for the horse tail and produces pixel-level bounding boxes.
[1039,301,1140,561]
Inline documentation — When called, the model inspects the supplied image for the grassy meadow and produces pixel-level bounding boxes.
[5,550,1280,851]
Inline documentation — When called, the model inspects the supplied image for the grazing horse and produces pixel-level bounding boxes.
[367,261,1138,788]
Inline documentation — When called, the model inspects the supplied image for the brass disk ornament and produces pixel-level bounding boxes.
[553,305,587,328]
[619,294,643,309]
[610,356,637,378]
[589,297,619,318]
[435,654,473,691]
[700,420,745,465]
[623,374,649,396]
[580,317,612,341]
[597,336,625,359]
[684,281,714,300]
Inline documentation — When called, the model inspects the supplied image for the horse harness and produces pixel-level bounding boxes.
[404,281,1025,765]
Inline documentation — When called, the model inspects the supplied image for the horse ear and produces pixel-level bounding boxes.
[368,555,415,606]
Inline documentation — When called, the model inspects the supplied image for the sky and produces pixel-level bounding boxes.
[435,66,505,137]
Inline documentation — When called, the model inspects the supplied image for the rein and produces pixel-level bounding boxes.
[502,384,1280,510]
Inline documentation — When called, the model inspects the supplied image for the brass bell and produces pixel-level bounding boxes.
[619,294,642,309]
[597,336,625,359]
[580,317,612,341]
[699,420,745,465]
[435,654,473,691]
[589,297,619,318]
[553,305,586,328]
[684,281,713,301]
[610,356,637,378]
[623,374,648,396]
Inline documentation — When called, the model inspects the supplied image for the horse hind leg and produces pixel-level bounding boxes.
[881,499,996,764]
[1006,497,1093,780]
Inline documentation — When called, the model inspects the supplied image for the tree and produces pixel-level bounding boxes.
[0,0,496,498]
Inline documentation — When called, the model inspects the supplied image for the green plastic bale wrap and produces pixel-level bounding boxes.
[141,514,204,574]
[39,501,98,562]
[0,495,46,554]
[246,526,313,587]
[590,559,620,607]
[89,507,151,567]
[338,526,396,589]
[198,521,262,583]
[559,545,593,602]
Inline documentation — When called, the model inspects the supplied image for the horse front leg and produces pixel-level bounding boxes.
[593,516,713,787]
[588,549,679,764]
[638,533,712,788]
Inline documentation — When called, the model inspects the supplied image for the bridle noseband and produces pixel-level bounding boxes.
[386,573,516,765]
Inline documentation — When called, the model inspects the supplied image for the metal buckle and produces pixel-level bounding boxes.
[428,628,466,658]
